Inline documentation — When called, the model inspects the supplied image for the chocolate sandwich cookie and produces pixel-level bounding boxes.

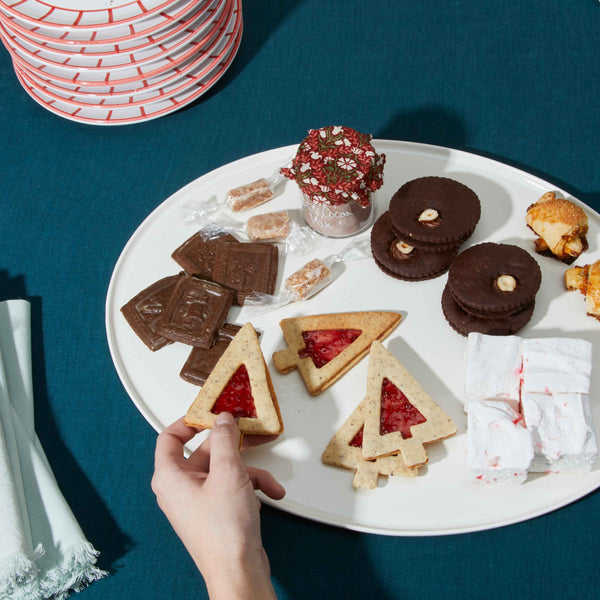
[121,273,183,351]
[389,177,481,245]
[211,242,279,305]
[441,284,536,336]
[171,232,238,279]
[447,242,542,315]
[371,212,458,280]
[157,274,234,348]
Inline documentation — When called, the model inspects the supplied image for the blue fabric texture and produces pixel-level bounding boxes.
[0,1,599,598]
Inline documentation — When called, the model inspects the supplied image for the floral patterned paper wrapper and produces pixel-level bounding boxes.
[281,125,386,207]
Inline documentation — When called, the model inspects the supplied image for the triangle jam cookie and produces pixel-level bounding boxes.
[272,312,402,396]
[362,341,456,467]
[321,398,418,489]
[184,322,283,436]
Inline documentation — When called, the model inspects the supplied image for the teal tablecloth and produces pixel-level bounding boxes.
[1,1,599,598]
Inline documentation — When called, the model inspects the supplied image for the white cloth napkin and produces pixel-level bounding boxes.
[0,300,106,600]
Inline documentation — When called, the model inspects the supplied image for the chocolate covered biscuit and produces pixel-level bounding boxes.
[211,242,279,305]
[171,232,238,279]
[121,273,182,351]
[157,274,234,348]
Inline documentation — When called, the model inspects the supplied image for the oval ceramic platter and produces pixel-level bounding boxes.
[106,140,600,536]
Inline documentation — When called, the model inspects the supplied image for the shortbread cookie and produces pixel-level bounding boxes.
[184,323,283,436]
[565,259,600,321]
[388,176,480,245]
[370,212,458,281]
[447,243,541,315]
[526,191,588,264]
[322,398,418,489]
[157,274,234,348]
[121,273,182,351]
[441,284,535,337]
[361,341,457,467]
[272,312,402,396]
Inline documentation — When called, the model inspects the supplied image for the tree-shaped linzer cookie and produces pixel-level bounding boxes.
[184,322,283,436]
[362,341,456,467]
[272,311,402,395]
[321,398,418,489]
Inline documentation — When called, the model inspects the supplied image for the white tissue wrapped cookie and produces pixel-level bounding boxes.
[466,400,534,484]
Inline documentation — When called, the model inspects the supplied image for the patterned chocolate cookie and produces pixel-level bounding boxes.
[447,242,541,314]
[389,177,481,245]
[441,284,536,336]
[370,212,458,280]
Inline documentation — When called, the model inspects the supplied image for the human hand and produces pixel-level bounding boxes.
[151,412,285,600]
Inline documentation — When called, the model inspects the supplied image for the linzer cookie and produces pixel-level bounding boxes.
[442,243,541,336]
[211,242,279,305]
[361,341,457,467]
[371,212,458,281]
[171,232,239,279]
[272,311,401,395]
[388,176,480,246]
[157,274,233,348]
[447,243,541,315]
[321,398,418,489]
[441,284,536,336]
[121,273,183,351]
[184,323,283,436]
[180,323,242,386]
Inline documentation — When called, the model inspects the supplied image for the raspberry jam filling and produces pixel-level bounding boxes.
[349,426,364,448]
[211,364,257,418]
[380,378,426,438]
[298,329,362,368]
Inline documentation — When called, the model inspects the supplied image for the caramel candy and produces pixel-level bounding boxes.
[225,178,274,212]
[246,211,290,242]
[121,273,182,351]
[157,274,234,348]
[284,258,332,301]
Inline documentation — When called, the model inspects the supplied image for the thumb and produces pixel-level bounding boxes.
[208,412,248,488]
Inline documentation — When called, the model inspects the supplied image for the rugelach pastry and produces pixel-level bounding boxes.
[184,323,283,436]
[157,274,234,348]
[120,273,182,351]
[321,398,418,489]
[272,311,402,396]
[388,176,481,246]
[370,212,458,281]
[564,259,600,321]
[361,341,457,467]
[526,191,588,264]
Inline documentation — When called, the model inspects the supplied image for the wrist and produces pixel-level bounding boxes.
[198,545,276,600]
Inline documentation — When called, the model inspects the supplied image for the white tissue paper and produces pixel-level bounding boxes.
[0,300,106,600]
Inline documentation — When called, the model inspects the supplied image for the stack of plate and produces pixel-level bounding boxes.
[0,0,242,125]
